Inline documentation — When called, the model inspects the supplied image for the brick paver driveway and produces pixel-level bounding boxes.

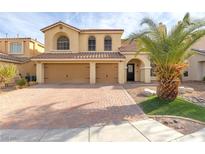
[0,84,146,129]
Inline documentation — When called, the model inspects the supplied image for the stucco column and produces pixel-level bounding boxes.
[118,61,125,84]
[140,67,151,83]
[36,62,44,83]
[90,62,96,84]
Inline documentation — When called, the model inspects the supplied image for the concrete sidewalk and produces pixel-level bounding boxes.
[0,119,183,142]
[172,128,205,142]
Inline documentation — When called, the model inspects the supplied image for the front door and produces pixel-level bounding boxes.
[127,64,135,81]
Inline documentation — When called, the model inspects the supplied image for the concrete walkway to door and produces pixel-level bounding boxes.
[0,84,146,129]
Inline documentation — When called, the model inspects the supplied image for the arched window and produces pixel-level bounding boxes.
[88,36,96,51]
[104,36,112,51]
[57,36,69,50]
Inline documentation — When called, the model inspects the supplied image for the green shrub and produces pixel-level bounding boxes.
[203,76,205,81]
[0,64,18,84]
[16,78,27,86]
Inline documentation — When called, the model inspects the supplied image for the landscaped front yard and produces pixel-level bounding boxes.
[140,97,205,122]
[124,81,205,134]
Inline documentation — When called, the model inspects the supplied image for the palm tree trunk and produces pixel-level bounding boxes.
[157,78,180,101]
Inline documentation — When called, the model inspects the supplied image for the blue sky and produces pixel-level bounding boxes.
[1,12,205,43]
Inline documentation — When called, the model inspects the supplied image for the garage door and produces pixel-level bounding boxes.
[96,63,118,83]
[44,63,89,83]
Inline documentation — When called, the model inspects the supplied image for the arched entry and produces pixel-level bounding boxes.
[127,59,144,82]
[126,57,151,83]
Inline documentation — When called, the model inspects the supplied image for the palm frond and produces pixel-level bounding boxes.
[127,13,205,82]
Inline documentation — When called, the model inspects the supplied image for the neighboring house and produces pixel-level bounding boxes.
[31,21,151,84]
[182,36,205,81]
[0,38,44,77]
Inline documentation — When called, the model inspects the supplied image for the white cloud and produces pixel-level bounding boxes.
[1,12,205,42]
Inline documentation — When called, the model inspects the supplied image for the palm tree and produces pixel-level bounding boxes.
[128,13,205,101]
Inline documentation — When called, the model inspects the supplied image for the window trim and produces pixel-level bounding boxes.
[8,42,24,55]
[88,36,96,51]
[104,36,112,51]
[57,36,70,51]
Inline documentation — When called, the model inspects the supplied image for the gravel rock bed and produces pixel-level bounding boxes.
[181,95,205,107]
[151,116,205,135]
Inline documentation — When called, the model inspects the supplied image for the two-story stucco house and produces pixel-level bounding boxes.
[1,21,205,84]
[0,37,44,77]
[32,21,151,84]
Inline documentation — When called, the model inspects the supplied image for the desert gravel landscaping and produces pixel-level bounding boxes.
[151,116,205,135]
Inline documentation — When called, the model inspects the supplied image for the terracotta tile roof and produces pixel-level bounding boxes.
[31,52,125,60]
[0,52,30,63]
[192,48,205,55]
[119,40,138,52]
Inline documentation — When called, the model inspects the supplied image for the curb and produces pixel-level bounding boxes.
[148,115,205,125]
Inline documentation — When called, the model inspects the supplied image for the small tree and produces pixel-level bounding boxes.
[0,64,18,86]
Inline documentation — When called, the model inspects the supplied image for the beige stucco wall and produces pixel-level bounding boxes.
[36,63,44,83]
[90,62,96,84]
[0,61,12,65]
[44,25,80,53]
[79,33,122,52]
[43,24,123,52]
[192,36,205,50]
[0,38,44,57]
[182,53,205,81]
[29,41,44,56]
[17,61,36,77]
[118,61,125,84]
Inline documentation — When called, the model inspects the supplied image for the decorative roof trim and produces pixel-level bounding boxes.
[41,21,124,33]
[0,52,30,63]
[0,58,21,64]
[41,21,81,32]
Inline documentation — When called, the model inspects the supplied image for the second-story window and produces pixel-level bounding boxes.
[57,36,69,50]
[88,36,96,51]
[10,42,22,54]
[104,36,112,51]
